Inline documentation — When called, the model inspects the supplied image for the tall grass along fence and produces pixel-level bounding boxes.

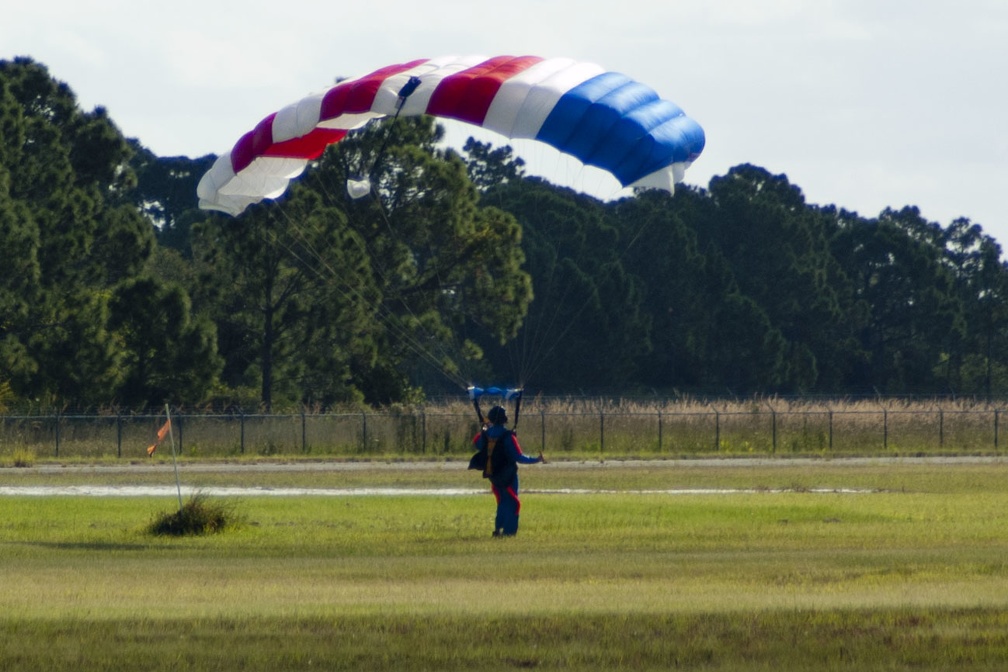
[2,398,1007,460]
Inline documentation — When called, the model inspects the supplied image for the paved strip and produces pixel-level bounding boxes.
[0,485,878,497]
[1,455,1005,477]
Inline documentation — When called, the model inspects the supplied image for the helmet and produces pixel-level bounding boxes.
[487,406,508,425]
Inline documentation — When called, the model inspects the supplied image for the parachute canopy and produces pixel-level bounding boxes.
[197,55,706,216]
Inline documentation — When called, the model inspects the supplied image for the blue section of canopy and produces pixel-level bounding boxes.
[536,72,704,186]
[468,386,523,401]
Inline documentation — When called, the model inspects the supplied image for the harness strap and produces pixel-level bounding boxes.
[484,435,498,478]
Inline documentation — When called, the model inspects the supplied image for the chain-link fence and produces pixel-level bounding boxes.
[1,405,1005,460]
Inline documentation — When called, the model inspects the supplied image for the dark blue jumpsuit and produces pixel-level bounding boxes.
[476,425,542,536]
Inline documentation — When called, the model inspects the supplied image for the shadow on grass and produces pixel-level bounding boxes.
[6,540,152,552]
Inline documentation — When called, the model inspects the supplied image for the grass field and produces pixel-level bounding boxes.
[2,459,1008,670]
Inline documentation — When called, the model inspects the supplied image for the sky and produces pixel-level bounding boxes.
[4,0,1007,245]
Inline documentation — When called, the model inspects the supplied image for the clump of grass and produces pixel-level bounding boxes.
[147,494,239,536]
[5,448,37,468]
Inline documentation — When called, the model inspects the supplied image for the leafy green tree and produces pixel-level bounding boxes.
[463,137,526,191]
[129,142,215,253]
[706,165,858,392]
[0,84,41,390]
[107,277,221,408]
[833,206,965,392]
[0,58,147,405]
[617,188,722,390]
[192,193,331,410]
[942,218,1008,395]
[0,57,217,408]
[705,291,788,393]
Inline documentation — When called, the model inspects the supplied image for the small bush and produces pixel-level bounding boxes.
[11,448,36,468]
[148,494,238,536]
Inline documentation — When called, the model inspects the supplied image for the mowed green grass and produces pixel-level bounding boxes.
[2,460,1008,670]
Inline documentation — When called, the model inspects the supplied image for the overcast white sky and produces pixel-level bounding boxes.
[4,1,1007,245]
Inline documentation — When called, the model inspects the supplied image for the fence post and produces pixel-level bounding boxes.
[361,411,367,452]
[767,402,777,454]
[599,410,605,458]
[883,409,888,451]
[301,412,307,453]
[421,410,426,454]
[710,406,720,452]
[54,412,60,458]
[541,409,546,454]
[828,408,834,452]
[996,409,1000,451]
[938,408,944,448]
[116,414,123,458]
[658,410,663,453]
[240,413,245,455]
[772,408,777,454]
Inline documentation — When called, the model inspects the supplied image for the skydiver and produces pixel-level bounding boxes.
[471,405,545,537]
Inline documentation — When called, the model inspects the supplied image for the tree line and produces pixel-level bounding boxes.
[3,57,1007,412]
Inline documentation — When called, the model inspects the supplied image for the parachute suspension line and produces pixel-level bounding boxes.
[511,240,582,385]
[347,76,422,202]
[345,75,423,261]
[513,390,523,430]
[468,386,524,431]
[337,200,478,390]
[262,202,472,392]
[618,204,657,258]
[504,191,661,388]
[517,221,614,386]
[282,174,477,393]
[335,128,500,389]
[296,145,661,397]
[495,188,591,386]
